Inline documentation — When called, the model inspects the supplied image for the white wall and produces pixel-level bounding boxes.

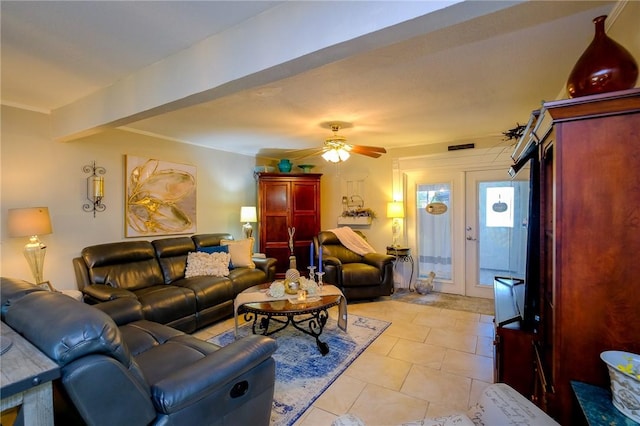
[1,106,258,290]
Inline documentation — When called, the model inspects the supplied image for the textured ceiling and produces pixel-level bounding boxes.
[1,1,621,157]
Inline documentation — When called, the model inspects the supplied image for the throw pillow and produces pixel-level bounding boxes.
[184,251,231,278]
[221,238,255,269]
[197,245,232,268]
[197,245,229,254]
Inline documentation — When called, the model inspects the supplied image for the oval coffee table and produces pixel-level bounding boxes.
[238,284,342,356]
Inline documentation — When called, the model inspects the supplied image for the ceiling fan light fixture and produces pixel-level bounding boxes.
[338,148,350,161]
[322,147,351,163]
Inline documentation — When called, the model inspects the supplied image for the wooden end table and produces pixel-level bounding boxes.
[1,322,60,426]
[238,285,341,356]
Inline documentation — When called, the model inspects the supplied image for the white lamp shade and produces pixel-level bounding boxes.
[386,202,404,219]
[240,206,257,223]
[8,207,52,237]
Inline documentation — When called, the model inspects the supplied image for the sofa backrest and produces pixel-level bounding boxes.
[152,236,196,284]
[192,233,234,249]
[317,231,365,264]
[0,276,46,321]
[2,279,135,369]
[81,241,165,291]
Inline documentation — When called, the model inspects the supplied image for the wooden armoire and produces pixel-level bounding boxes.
[256,172,321,277]
[532,89,640,423]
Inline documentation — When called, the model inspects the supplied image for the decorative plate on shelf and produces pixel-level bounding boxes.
[298,164,315,173]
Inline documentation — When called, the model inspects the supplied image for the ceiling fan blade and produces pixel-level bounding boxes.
[291,148,327,160]
[353,150,383,158]
[349,145,387,154]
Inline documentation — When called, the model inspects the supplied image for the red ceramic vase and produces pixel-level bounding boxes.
[566,15,638,98]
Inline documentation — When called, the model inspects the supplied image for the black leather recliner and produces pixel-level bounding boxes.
[1,277,277,426]
[314,231,395,300]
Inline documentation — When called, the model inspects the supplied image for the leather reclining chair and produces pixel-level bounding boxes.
[315,230,395,300]
[1,277,277,426]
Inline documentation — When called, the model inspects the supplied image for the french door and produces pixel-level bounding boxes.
[464,170,530,298]
[407,168,529,298]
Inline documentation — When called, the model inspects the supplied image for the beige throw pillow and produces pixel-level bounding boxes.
[184,251,231,278]
[221,238,255,269]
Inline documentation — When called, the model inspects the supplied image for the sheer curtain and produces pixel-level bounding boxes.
[416,183,452,280]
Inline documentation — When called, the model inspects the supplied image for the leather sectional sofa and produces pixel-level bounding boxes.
[73,233,276,333]
[0,277,277,426]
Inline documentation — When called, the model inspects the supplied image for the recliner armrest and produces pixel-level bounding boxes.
[362,253,395,269]
[253,256,277,279]
[151,335,277,414]
[93,298,144,325]
[322,255,342,267]
[82,284,137,304]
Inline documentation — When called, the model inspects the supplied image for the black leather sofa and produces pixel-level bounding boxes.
[73,233,276,333]
[315,230,395,300]
[0,277,277,426]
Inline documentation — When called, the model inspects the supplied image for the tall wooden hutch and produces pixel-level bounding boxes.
[498,88,640,424]
[256,172,321,277]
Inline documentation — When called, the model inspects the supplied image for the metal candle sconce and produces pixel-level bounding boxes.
[83,161,106,217]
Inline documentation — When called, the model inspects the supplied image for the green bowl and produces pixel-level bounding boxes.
[298,164,315,173]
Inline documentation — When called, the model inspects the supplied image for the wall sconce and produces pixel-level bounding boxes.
[7,207,53,284]
[387,201,405,247]
[240,206,257,239]
[83,161,106,217]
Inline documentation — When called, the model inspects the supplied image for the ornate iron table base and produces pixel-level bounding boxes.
[243,308,332,355]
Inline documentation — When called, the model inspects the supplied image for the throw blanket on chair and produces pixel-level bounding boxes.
[328,227,376,256]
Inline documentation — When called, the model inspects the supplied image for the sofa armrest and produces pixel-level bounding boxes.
[253,257,277,281]
[82,284,137,304]
[92,298,144,325]
[151,334,277,414]
[362,253,395,269]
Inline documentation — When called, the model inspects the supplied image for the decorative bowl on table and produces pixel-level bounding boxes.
[298,164,315,173]
[600,350,640,423]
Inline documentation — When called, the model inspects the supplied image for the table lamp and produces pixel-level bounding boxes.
[240,206,257,239]
[386,201,404,247]
[7,207,53,284]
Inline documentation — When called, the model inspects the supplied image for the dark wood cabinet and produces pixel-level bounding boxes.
[493,277,535,398]
[257,173,321,277]
[535,89,640,424]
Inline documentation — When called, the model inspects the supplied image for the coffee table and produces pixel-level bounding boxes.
[237,284,342,355]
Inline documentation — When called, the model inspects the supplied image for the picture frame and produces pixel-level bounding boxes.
[125,155,197,237]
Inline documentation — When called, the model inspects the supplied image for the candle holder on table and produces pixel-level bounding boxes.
[307,265,316,281]
[316,271,325,292]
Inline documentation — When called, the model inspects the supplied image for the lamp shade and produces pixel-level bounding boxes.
[386,202,404,219]
[240,206,257,223]
[8,207,52,237]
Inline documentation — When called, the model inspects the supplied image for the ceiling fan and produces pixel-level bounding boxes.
[292,124,387,163]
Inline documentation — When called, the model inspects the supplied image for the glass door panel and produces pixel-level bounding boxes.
[466,170,529,298]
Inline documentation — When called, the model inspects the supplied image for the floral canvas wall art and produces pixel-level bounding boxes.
[125,155,196,237]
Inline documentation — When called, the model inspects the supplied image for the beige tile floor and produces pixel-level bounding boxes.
[194,297,495,426]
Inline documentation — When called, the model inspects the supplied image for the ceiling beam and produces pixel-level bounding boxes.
[51,1,521,142]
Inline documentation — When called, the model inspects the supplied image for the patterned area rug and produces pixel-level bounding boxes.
[209,314,390,426]
[390,289,495,315]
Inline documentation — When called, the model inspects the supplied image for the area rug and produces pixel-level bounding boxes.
[390,289,494,315]
[208,314,390,426]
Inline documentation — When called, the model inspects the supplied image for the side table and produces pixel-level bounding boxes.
[571,381,639,425]
[386,246,415,291]
[1,322,60,426]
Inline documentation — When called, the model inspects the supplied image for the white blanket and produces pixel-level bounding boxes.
[328,227,376,256]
